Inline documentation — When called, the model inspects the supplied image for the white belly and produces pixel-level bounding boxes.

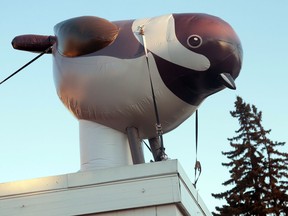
[53,50,197,138]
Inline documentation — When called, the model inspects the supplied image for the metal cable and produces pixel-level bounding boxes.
[0,46,52,85]
[139,26,167,161]
[194,109,202,187]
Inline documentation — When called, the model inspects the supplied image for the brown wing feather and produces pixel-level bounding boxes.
[54,16,119,57]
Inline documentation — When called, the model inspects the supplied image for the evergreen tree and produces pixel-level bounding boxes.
[212,96,288,215]
[251,105,288,214]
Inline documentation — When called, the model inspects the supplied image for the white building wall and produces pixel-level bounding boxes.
[0,160,211,216]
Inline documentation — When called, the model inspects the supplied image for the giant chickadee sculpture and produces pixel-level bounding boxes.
[12,13,242,167]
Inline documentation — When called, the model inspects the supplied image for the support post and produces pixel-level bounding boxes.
[148,137,162,161]
[79,120,133,171]
[126,127,145,164]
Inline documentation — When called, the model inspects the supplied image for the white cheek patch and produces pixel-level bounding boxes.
[132,14,210,71]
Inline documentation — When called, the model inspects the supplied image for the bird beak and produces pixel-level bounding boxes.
[220,73,236,90]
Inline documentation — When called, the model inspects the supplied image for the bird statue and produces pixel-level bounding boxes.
[11,13,243,170]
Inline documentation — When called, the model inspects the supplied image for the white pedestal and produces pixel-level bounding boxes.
[0,160,212,216]
[79,120,133,171]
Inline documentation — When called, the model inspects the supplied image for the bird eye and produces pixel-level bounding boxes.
[187,35,202,48]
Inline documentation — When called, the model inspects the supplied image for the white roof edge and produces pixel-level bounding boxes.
[0,160,178,197]
[0,160,212,216]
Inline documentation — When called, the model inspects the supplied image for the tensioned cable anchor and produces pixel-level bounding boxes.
[193,109,202,187]
[0,46,52,85]
[138,25,168,161]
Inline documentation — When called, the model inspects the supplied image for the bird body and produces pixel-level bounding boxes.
[52,13,242,139]
[10,13,243,166]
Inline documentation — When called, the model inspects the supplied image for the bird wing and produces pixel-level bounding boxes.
[54,16,119,57]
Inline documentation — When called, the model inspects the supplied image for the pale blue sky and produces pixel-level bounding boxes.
[1,0,288,212]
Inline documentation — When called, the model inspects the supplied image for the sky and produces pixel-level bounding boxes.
[1,0,288,213]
